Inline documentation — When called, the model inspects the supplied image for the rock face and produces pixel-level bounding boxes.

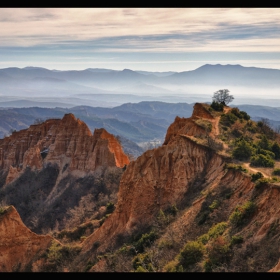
[0,206,53,272]
[0,114,129,186]
[75,103,280,272]
[77,103,228,259]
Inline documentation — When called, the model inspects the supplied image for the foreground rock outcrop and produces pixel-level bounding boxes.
[74,103,226,264]
[0,206,53,272]
[73,103,279,272]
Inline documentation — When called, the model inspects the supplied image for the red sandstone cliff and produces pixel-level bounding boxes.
[0,206,53,272]
[0,114,129,186]
[77,103,226,259]
[75,103,280,272]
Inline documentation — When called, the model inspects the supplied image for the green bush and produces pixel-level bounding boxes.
[204,236,232,271]
[163,260,183,272]
[0,207,7,215]
[230,235,244,246]
[230,108,250,120]
[232,139,254,160]
[225,163,247,172]
[133,230,158,253]
[178,241,204,268]
[197,222,228,245]
[220,113,238,126]
[208,222,228,239]
[251,172,264,182]
[255,178,271,189]
[229,201,256,227]
[132,253,154,271]
[257,135,270,150]
[105,202,115,214]
[257,148,275,159]
[250,154,275,167]
[209,200,220,211]
[239,111,250,120]
[271,142,280,159]
[210,101,224,111]
[195,119,213,132]
[272,168,280,176]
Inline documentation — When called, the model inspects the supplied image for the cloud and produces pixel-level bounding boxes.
[0,8,280,49]
[1,8,280,71]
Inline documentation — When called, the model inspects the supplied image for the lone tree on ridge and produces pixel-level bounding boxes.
[212,89,234,106]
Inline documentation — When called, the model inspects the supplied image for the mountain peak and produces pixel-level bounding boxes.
[0,114,129,185]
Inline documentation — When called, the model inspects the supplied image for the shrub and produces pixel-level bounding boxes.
[257,148,275,159]
[220,113,238,126]
[229,201,256,227]
[239,111,250,120]
[231,108,250,120]
[250,154,275,168]
[251,172,264,182]
[209,200,220,211]
[195,119,212,132]
[105,202,115,214]
[232,139,254,160]
[196,211,210,225]
[271,142,280,159]
[204,236,232,271]
[208,222,228,239]
[197,222,228,245]
[163,260,182,272]
[0,207,7,215]
[225,163,247,172]
[272,168,280,176]
[46,241,81,269]
[255,178,270,188]
[133,230,158,253]
[132,253,154,272]
[178,241,204,268]
[230,235,244,246]
[210,101,224,111]
[257,135,270,150]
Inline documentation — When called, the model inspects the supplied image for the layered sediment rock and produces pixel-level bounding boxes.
[0,114,129,186]
[76,103,280,272]
[0,206,53,272]
[78,103,228,259]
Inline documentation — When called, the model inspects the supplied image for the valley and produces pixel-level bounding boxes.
[0,101,279,272]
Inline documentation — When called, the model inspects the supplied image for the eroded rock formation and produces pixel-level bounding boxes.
[75,103,280,272]
[0,206,53,272]
[0,113,129,186]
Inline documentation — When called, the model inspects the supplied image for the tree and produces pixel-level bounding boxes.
[232,138,254,160]
[212,89,234,105]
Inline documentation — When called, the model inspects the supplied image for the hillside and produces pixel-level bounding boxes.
[0,103,280,272]
[0,114,129,236]
[74,103,280,272]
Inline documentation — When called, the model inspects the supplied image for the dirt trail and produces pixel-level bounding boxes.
[211,106,231,137]
[243,163,269,178]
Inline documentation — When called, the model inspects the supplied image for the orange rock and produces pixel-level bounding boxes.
[78,103,234,264]
[0,206,53,272]
[0,114,129,186]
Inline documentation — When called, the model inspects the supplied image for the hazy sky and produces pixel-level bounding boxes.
[1,8,280,72]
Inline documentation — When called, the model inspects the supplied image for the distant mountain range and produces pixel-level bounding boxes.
[1,101,280,153]
[2,64,280,88]
[1,64,280,107]
[0,102,195,156]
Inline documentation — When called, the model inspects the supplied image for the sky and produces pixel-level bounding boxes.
[1,8,280,72]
